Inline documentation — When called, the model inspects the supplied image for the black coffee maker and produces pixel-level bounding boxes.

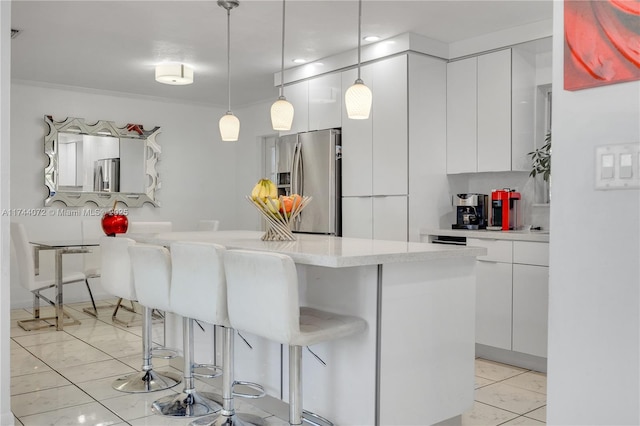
[452,193,488,230]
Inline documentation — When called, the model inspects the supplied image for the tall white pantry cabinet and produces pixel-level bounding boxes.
[342,53,448,241]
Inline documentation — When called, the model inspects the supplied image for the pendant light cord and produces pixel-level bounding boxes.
[357,0,362,81]
[279,0,286,98]
[226,7,232,112]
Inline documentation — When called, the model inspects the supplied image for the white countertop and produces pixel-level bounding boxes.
[421,228,550,243]
[128,230,487,268]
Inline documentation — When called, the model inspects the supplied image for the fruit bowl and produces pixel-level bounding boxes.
[247,195,312,241]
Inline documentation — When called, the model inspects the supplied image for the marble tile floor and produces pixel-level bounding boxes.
[9,300,547,426]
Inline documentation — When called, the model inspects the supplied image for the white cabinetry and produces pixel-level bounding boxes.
[446,48,534,173]
[470,238,513,350]
[308,73,342,131]
[512,241,549,358]
[342,196,407,241]
[341,54,411,242]
[371,56,408,196]
[281,80,309,135]
[342,55,408,197]
[468,238,549,359]
[342,65,374,197]
[477,49,512,172]
[446,57,477,174]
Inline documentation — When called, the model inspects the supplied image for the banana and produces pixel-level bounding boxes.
[251,178,277,201]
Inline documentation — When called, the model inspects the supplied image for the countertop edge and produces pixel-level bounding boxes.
[420,228,550,243]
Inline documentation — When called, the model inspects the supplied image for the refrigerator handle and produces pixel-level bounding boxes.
[292,141,303,195]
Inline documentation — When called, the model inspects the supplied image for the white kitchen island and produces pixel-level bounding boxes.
[129,231,486,425]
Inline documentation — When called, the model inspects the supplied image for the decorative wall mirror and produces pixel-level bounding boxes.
[44,116,162,207]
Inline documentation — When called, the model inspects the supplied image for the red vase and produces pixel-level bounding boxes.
[101,212,129,236]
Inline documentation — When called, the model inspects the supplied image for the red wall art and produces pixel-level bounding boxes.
[564,0,640,91]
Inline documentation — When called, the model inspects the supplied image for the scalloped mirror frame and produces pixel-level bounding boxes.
[44,115,162,207]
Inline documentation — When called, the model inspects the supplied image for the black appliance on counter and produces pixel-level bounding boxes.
[452,193,488,230]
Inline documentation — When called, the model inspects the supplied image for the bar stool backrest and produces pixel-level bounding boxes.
[127,221,172,234]
[224,249,300,345]
[170,241,229,327]
[197,220,220,231]
[10,222,39,292]
[100,236,137,300]
[129,244,172,312]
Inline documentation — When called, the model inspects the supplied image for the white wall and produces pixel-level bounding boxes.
[547,2,640,424]
[9,82,260,307]
[1,2,14,424]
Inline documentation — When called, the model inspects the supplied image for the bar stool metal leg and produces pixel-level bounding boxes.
[189,327,264,426]
[112,305,181,392]
[152,317,223,417]
[289,345,302,426]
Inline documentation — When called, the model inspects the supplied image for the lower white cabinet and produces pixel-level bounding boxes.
[476,260,512,350]
[342,197,373,239]
[469,238,549,358]
[342,196,407,241]
[512,264,549,358]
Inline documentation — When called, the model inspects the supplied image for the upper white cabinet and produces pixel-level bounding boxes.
[371,56,408,196]
[280,80,309,136]
[446,48,535,173]
[308,73,342,131]
[341,65,374,197]
[477,49,512,172]
[446,57,477,174]
[342,55,408,197]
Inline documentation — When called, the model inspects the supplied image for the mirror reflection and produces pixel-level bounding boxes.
[44,116,161,207]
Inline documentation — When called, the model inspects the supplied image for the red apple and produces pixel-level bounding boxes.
[101,211,128,236]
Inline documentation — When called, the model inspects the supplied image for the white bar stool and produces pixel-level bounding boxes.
[101,236,181,393]
[223,250,367,426]
[130,242,223,418]
[166,241,265,425]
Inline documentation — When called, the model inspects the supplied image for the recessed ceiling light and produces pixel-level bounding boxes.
[155,63,194,85]
[292,58,307,64]
[363,35,380,42]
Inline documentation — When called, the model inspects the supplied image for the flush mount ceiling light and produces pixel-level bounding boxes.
[363,35,380,42]
[271,0,294,131]
[292,58,306,64]
[155,63,194,85]
[218,0,240,142]
[345,0,372,120]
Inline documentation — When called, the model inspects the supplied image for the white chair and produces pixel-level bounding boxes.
[155,242,264,423]
[127,221,173,234]
[11,222,88,331]
[81,219,122,317]
[197,220,220,231]
[101,236,181,393]
[223,250,367,426]
[100,221,172,323]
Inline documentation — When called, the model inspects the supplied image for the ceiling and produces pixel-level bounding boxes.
[10,0,553,107]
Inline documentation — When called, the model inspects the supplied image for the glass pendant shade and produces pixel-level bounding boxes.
[345,80,372,119]
[271,97,294,131]
[219,112,240,141]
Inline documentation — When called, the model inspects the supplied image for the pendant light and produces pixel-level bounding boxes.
[218,0,240,142]
[345,0,372,120]
[270,0,294,131]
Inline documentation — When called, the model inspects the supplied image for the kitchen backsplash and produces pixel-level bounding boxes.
[446,171,550,230]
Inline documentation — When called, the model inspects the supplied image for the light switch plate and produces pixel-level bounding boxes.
[595,143,640,190]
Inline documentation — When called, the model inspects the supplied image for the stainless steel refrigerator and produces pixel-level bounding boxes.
[275,128,341,236]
